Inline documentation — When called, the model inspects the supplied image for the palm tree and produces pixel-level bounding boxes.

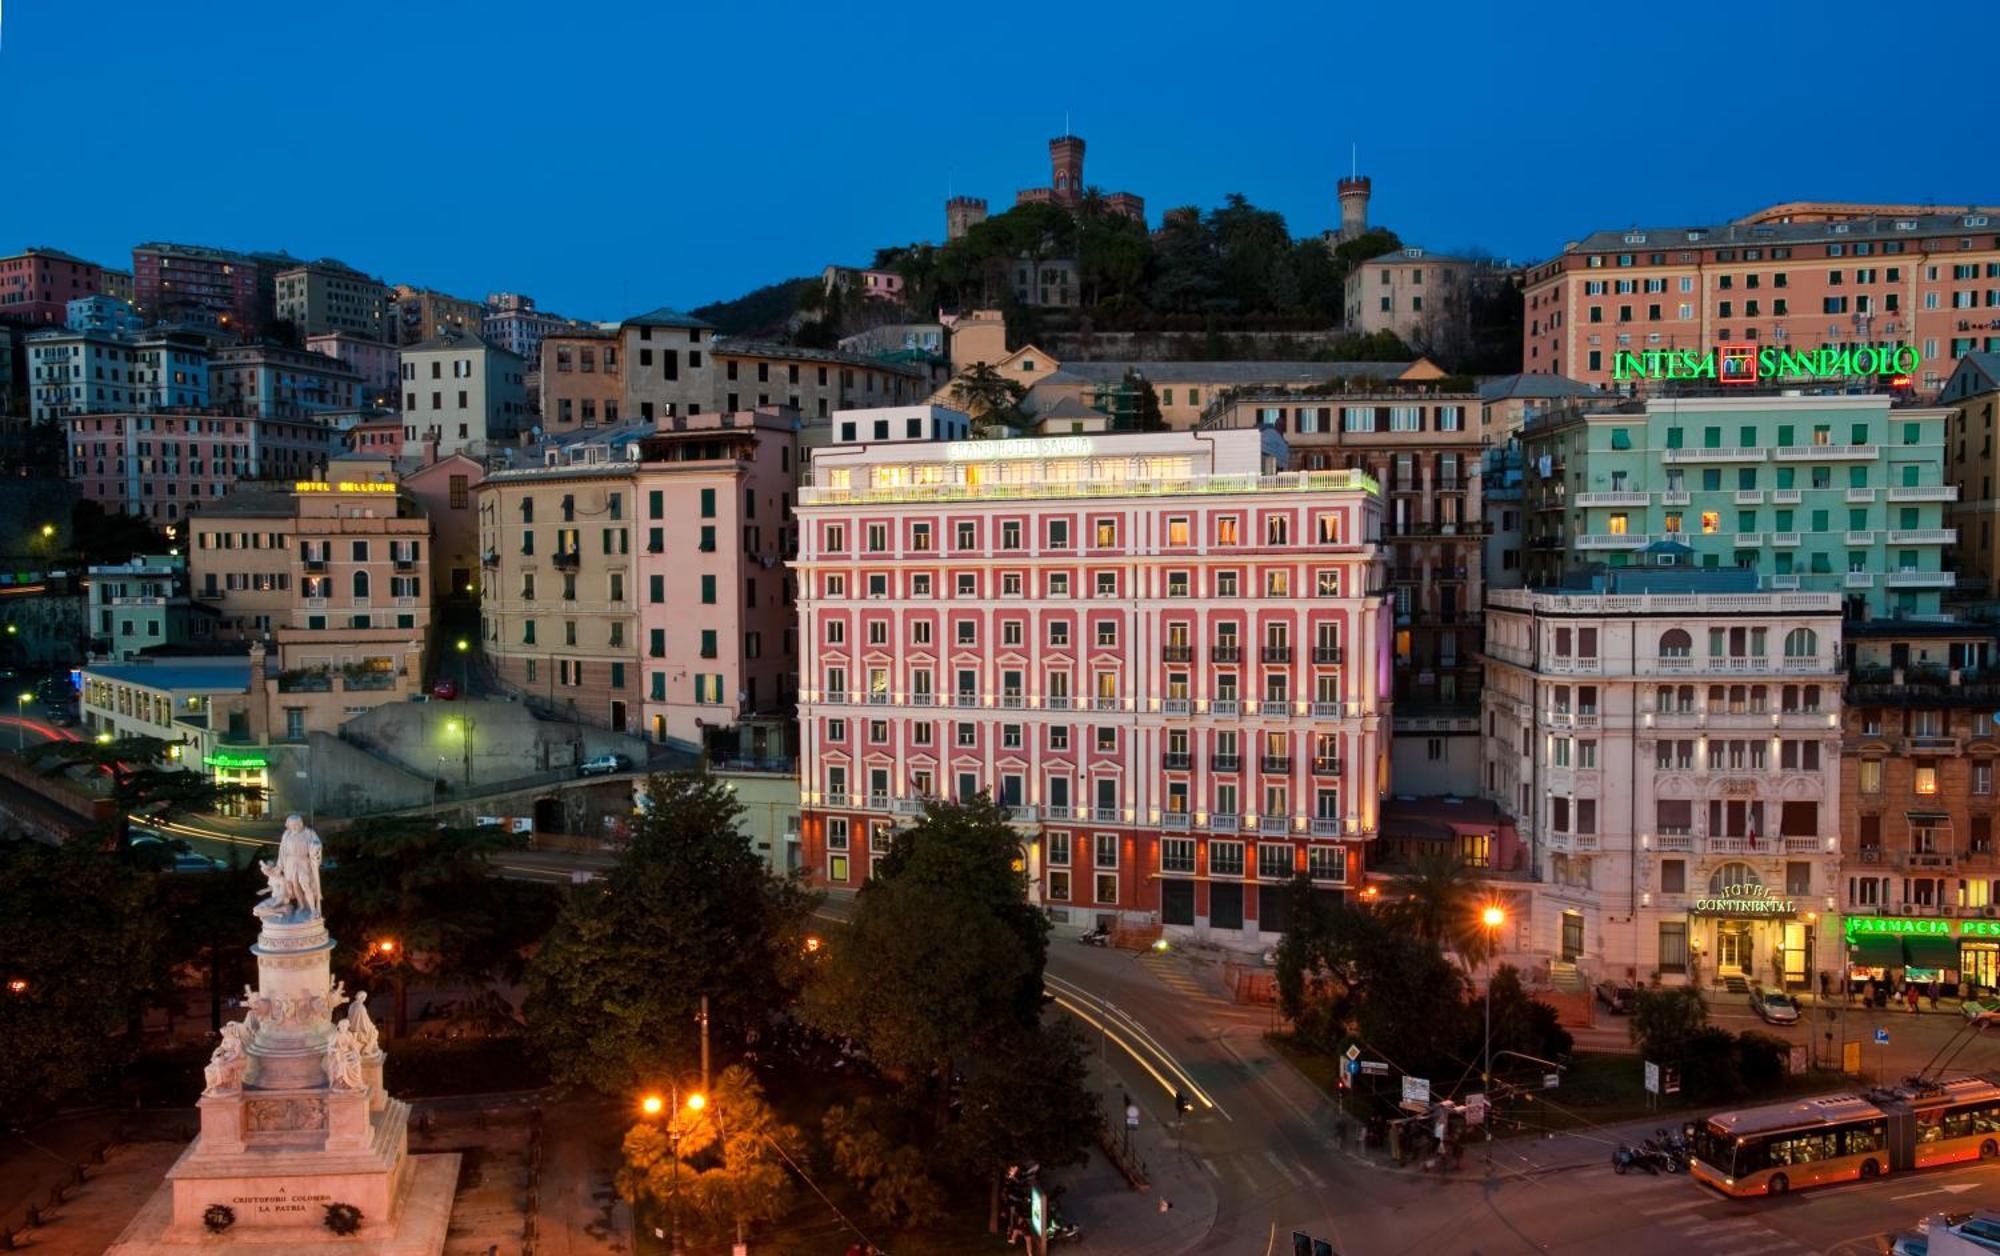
[1386,847,1493,970]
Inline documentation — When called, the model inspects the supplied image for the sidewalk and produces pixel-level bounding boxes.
[1060,1063,1218,1254]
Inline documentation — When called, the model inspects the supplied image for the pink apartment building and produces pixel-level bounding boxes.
[796,428,1393,939]
[0,248,107,326]
[67,411,339,522]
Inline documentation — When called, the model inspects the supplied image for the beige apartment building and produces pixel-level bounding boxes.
[538,326,623,433]
[188,469,433,737]
[275,260,393,340]
[1342,247,1490,344]
[1943,353,2000,601]
[393,285,486,345]
[398,328,529,456]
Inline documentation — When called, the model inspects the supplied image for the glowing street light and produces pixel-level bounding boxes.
[640,1093,664,1117]
[39,524,54,539]
[95,731,113,745]
[1481,905,1506,930]
[1480,903,1508,1149]
[6,978,27,995]
[15,692,31,752]
[639,1082,709,1255]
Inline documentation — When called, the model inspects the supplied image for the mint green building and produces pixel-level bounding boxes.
[1522,394,1956,618]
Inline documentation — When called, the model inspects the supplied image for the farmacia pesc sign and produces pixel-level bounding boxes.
[1612,343,1919,385]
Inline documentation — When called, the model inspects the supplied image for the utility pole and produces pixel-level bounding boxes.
[699,994,711,1094]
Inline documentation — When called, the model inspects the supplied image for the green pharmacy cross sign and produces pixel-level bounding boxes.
[1612,343,1920,385]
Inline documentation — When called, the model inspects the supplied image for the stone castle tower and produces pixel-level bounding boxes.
[1337,175,1372,241]
[1048,134,1085,206]
[946,195,988,241]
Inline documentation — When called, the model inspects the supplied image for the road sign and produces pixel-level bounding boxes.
[1125,1104,1140,1130]
[1344,1058,1360,1075]
[1543,1072,1561,1090]
[1401,1076,1430,1110]
[1030,1186,1046,1239]
[1843,1040,1863,1073]
[1465,1093,1488,1126]
[1358,1060,1391,1075]
[1644,1061,1660,1095]
[1344,1044,1361,1062]
[1874,1028,1891,1046]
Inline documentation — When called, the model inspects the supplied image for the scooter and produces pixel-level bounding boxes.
[1643,1135,1685,1173]
[1077,926,1111,946]
[1612,1143,1660,1175]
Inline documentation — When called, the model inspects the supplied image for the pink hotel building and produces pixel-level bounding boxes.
[796,428,1393,938]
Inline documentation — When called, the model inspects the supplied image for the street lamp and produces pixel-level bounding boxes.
[638,1083,708,1256]
[455,638,470,693]
[6,978,26,996]
[1480,904,1507,1150]
[366,938,408,1038]
[446,717,472,785]
[15,691,32,752]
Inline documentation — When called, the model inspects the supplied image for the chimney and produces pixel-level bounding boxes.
[246,640,272,744]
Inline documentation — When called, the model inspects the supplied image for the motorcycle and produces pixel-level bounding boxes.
[1643,1135,1685,1173]
[1077,926,1111,947]
[1611,1143,1660,1175]
[1653,1128,1691,1173]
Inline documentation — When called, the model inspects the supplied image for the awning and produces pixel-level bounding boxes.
[1906,811,1952,825]
[1905,935,1959,969]
[1847,935,1903,967]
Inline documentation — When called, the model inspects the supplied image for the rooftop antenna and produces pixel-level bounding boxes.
[1351,142,1357,179]
[1064,111,1071,137]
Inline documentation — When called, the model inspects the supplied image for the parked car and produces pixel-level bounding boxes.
[1751,987,1802,1025]
[1594,981,1637,1014]
[430,678,459,700]
[131,833,226,874]
[578,753,631,777]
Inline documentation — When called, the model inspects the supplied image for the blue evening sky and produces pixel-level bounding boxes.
[0,0,1988,322]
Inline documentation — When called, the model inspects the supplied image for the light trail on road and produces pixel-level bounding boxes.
[1044,971,1227,1118]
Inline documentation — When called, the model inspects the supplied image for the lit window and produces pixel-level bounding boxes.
[1700,511,1721,534]
[1914,765,1939,795]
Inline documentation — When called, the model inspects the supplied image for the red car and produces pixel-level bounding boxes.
[430,679,459,700]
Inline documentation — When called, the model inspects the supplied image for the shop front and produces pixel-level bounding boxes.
[1689,862,1805,988]
[205,750,270,819]
[1844,916,2000,997]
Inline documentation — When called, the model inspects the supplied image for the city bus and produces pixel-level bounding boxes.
[1688,1074,2000,1196]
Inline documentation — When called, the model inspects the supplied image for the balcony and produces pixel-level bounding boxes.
[1210,754,1242,772]
[1736,531,1764,547]
[1211,644,1242,663]
[1262,646,1293,664]
[1783,837,1823,855]
[1577,533,1649,550]
[481,549,499,567]
[1313,645,1345,664]
[1776,444,1878,461]
[1161,811,1192,830]
[1886,571,1955,589]
[1547,711,1601,730]
[1310,818,1342,837]
[1577,491,1650,507]
[276,668,334,693]
[1162,752,1192,771]
[1311,701,1356,718]
[1662,490,1692,506]
[1651,832,1695,852]
[552,550,581,569]
[954,692,980,707]
[1091,807,1121,823]
[1888,484,1957,502]
[1208,813,1240,832]
[1259,755,1291,774]
[893,798,925,815]
[866,793,890,811]
[1846,487,1878,504]
[1664,447,1765,463]
[1888,528,1956,545]
[911,692,936,706]
[1163,697,1192,716]
[1312,755,1343,775]
[1045,805,1074,821]
[1045,695,1072,710]
[1734,489,1765,505]
[824,791,850,808]
[1767,575,1801,590]
[393,557,416,572]
[1008,805,1039,823]
[303,557,328,573]
[1844,530,1876,545]
[1259,816,1291,835]
[1210,700,1240,717]
[1771,489,1803,504]
[1768,532,1801,547]
[1908,735,1962,754]
[1162,644,1194,663]
[1899,851,1957,871]
[1092,696,1123,711]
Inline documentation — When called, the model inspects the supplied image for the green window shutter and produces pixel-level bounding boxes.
[1665,427,1683,450]
[1776,425,1794,446]
[1810,510,1828,532]
[1703,426,1721,448]
[649,490,664,519]
[700,488,716,518]
[651,672,666,700]
[610,663,625,688]
[650,628,665,657]
[701,575,716,604]
[650,575,664,603]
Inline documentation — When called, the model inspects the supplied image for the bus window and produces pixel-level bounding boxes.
[1975,1104,2000,1135]
[1918,1111,1943,1143]
[1840,1122,1885,1156]
[1945,1109,1974,1139]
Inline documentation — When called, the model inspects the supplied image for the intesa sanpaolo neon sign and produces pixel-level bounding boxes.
[1612,343,1919,385]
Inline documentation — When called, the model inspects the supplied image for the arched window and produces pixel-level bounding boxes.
[352,570,370,599]
[1785,628,1818,657]
[1660,629,1693,657]
[1709,862,1762,896]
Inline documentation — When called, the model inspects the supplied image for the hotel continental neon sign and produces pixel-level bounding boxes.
[1612,343,1920,385]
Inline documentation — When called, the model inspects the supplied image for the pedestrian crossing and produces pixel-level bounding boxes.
[1136,951,1217,1002]
[1626,1191,1812,1255]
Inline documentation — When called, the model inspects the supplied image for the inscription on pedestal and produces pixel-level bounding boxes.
[245,1096,328,1132]
[226,1189,334,1221]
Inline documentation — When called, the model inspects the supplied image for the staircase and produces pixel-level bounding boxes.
[1721,974,1751,994]
[1548,960,1586,993]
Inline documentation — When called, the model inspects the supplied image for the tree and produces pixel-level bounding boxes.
[35,735,263,834]
[943,1019,1101,1229]
[822,1098,948,1229]
[1385,847,1495,969]
[68,498,168,566]
[1275,875,1372,1052]
[322,816,549,989]
[0,836,163,1121]
[947,363,1030,437]
[1477,964,1574,1071]
[618,1064,797,1244]
[1629,986,1708,1061]
[524,773,819,1093]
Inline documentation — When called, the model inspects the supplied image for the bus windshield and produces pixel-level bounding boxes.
[1692,1124,1736,1175]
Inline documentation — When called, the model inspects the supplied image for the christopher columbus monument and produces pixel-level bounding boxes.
[109,816,458,1253]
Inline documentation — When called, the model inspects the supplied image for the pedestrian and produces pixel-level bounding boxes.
[1819,970,1831,1001]
[1907,983,1922,1014]
[1863,976,1876,1007]
[1930,980,1940,1011]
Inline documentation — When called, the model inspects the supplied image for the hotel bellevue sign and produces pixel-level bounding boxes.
[1690,881,1797,918]
[1612,343,1919,385]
